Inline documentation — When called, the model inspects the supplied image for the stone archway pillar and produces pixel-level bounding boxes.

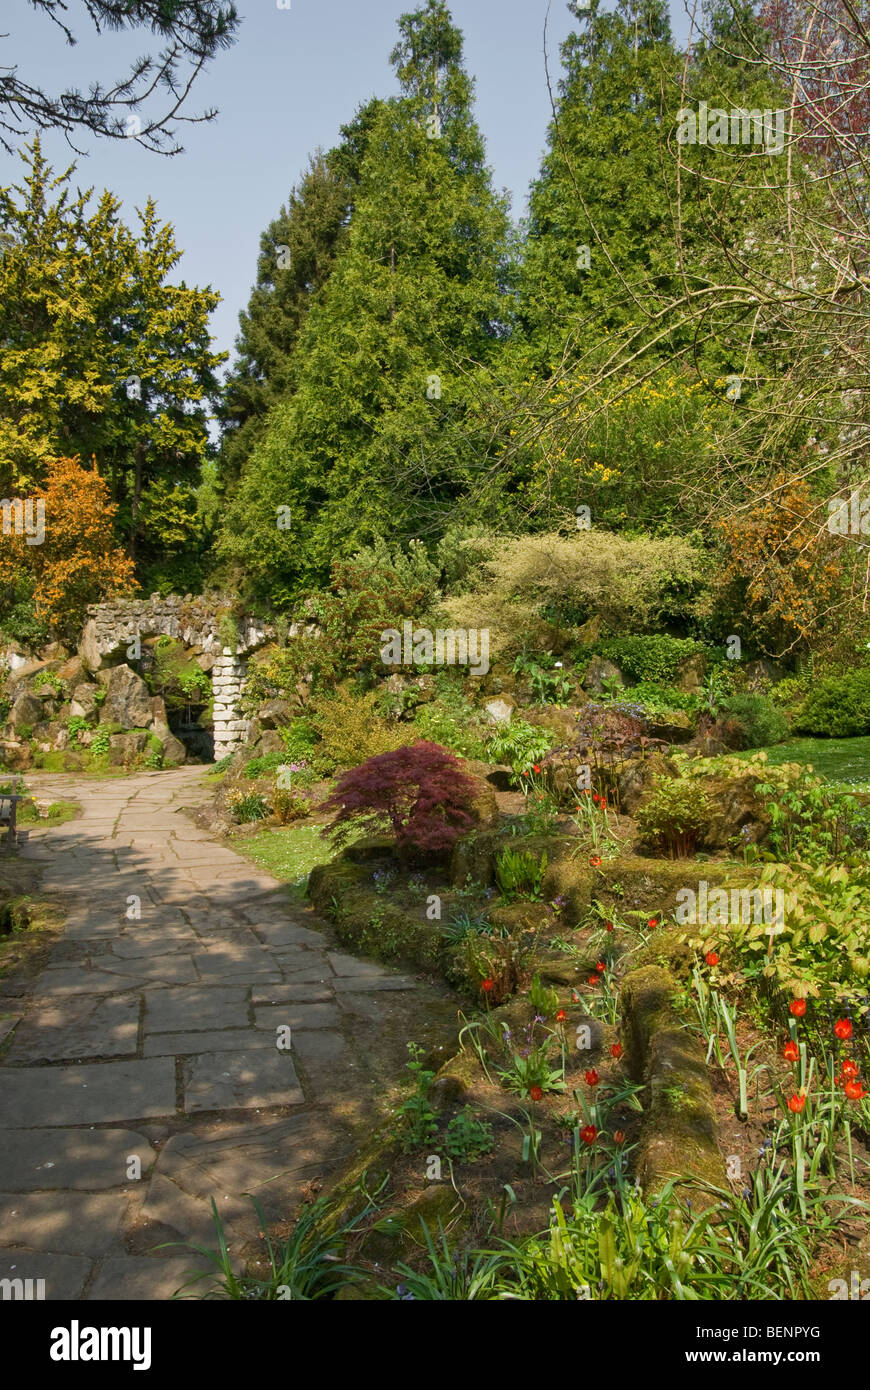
[212,648,249,759]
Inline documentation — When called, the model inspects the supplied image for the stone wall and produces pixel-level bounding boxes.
[211,650,250,760]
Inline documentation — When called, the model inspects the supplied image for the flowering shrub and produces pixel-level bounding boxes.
[321,741,480,858]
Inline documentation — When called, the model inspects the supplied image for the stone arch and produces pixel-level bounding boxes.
[80,596,273,762]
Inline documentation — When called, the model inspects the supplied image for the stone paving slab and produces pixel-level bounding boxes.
[0,1128,153,1190]
[253,1002,336,1031]
[87,1255,200,1301]
[0,1250,92,1300]
[0,1192,130,1255]
[182,1050,304,1112]
[0,1059,177,1125]
[144,985,249,1032]
[143,1029,275,1057]
[6,994,140,1063]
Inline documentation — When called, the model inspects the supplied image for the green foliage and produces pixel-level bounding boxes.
[66,716,92,747]
[279,720,319,762]
[511,653,574,705]
[720,693,790,749]
[217,612,240,651]
[495,847,548,901]
[441,909,492,944]
[598,634,705,685]
[528,972,559,1018]
[226,789,270,824]
[272,789,310,825]
[635,777,712,858]
[242,752,287,780]
[412,701,486,759]
[484,719,555,779]
[32,669,65,697]
[752,762,862,864]
[308,688,414,773]
[397,1042,438,1152]
[443,1106,494,1163]
[795,668,870,738]
[89,728,110,757]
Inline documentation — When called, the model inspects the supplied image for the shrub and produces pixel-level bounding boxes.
[413,702,487,759]
[495,847,548,901]
[719,693,790,749]
[243,752,287,779]
[636,777,712,858]
[443,1107,494,1162]
[794,669,870,737]
[440,530,704,658]
[227,789,271,824]
[272,789,310,825]
[309,688,415,772]
[598,635,706,684]
[89,728,110,757]
[484,719,556,780]
[320,741,480,858]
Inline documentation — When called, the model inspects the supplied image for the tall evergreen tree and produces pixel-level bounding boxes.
[218,1,512,602]
[218,100,384,483]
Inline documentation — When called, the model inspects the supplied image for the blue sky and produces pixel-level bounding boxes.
[1,0,694,376]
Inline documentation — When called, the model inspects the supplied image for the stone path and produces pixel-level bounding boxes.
[0,770,455,1300]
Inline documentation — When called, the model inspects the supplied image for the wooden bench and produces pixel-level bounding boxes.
[0,778,30,847]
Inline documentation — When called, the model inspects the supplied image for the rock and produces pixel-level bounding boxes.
[743,658,788,691]
[39,641,69,663]
[79,619,102,671]
[576,616,603,648]
[645,712,695,745]
[617,752,679,815]
[483,697,514,724]
[158,732,187,765]
[56,655,86,687]
[8,691,43,732]
[674,653,707,693]
[257,698,294,731]
[99,665,153,729]
[696,774,770,851]
[0,740,33,770]
[69,683,98,719]
[5,659,53,693]
[108,731,150,766]
[583,656,624,695]
[147,694,169,732]
[253,731,284,756]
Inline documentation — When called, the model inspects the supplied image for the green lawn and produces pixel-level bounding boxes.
[752,736,870,791]
[233,822,334,898]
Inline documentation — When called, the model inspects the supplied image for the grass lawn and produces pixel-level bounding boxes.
[752,736,870,791]
[233,822,334,899]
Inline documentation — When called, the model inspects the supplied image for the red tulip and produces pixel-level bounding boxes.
[605,922,614,932]
[587,975,599,986]
[584,1068,599,1087]
[580,1125,597,1145]
[571,991,581,1003]
[530,1084,544,1101]
[842,1058,859,1079]
[611,1042,623,1059]
[601,797,608,809]
[533,764,541,774]
[787,1093,806,1113]
[593,793,600,803]
[783,1041,799,1062]
[845,1080,867,1101]
[834,1018,853,1040]
[555,1009,567,1023]
[589,855,601,867]
[705,951,719,967]
[613,1129,626,1145]
[789,999,806,1018]
[596,962,606,973]
[481,978,494,993]
[648,918,658,929]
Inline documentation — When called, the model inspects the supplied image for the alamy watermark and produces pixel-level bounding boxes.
[1,497,44,545]
[675,881,785,930]
[827,490,870,535]
[676,102,785,156]
[380,620,490,676]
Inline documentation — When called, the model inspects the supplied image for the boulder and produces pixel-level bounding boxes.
[69,683,98,719]
[617,752,679,816]
[744,658,788,691]
[57,655,86,687]
[253,730,284,756]
[8,690,43,733]
[99,665,153,729]
[675,653,707,693]
[645,712,695,745]
[147,694,169,731]
[39,641,70,663]
[483,697,514,725]
[79,619,102,672]
[696,773,770,851]
[108,731,150,766]
[159,731,187,765]
[257,698,295,730]
[583,657,624,695]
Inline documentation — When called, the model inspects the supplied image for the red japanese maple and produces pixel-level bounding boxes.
[321,741,480,858]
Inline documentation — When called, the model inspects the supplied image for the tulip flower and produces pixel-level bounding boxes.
[834,1018,852,1040]
[783,1041,799,1062]
[789,999,806,1018]
[787,1093,806,1113]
